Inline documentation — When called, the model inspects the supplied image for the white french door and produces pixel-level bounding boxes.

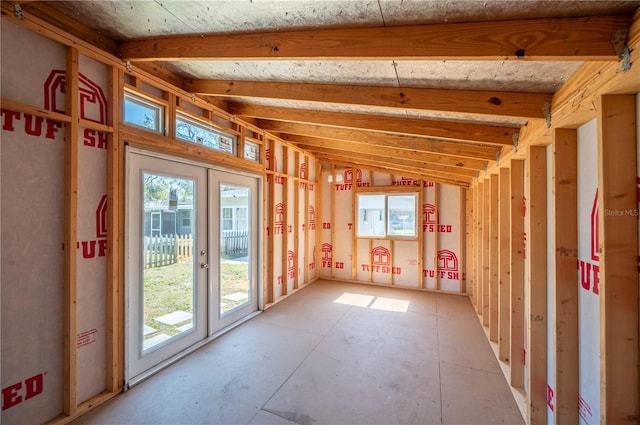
[126,151,259,384]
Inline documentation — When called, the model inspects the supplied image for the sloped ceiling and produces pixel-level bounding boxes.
[30,0,640,186]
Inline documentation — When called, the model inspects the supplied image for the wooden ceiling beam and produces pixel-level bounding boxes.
[295,141,482,174]
[316,155,471,188]
[280,132,498,163]
[260,121,500,161]
[185,80,551,119]
[304,146,478,178]
[228,103,517,146]
[118,15,629,61]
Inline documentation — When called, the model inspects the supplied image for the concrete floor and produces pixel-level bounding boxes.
[72,280,523,425]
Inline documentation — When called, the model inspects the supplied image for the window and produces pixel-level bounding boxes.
[357,193,417,238]
[244,140,260,162]
[124,93,164,133]
[176,114,236,155]
[222,207,233,231]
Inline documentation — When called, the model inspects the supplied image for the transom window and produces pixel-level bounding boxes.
[124,92,164,134]
[357,193,417,238]
[176,114,236,155]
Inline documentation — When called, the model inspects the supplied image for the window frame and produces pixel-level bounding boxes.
[356,192,419,239]
[123,92,165,134]
[175,113,237,156]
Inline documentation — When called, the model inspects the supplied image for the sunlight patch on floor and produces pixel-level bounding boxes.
[333,292,409,312]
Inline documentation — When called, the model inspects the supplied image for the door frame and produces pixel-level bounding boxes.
[124,147,263,387]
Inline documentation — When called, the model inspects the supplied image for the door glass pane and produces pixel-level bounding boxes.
[142,173,196,351]
[220,184,250,315]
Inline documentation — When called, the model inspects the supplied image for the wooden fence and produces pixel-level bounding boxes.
[144,234,193,268]
[144,232,247,268]
[221,230,248,257]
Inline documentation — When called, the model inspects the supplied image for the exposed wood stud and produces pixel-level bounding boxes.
[551,128,578,425]
[526,145,548,425]
[63,46,79,417]
[510,159,525,389]
[106,65,125,393]
[489,173,499,342]
[482,178,490,326]
[597,95,639,424]
[498,167,511,361]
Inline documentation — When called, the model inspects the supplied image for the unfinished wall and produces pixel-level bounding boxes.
[264,139,318,304]
[320,168,465,293]
[1,20,113,422]
[467,92,640,424]
[1,20,66,423]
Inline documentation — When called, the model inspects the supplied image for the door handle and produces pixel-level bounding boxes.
[201,263,209,269]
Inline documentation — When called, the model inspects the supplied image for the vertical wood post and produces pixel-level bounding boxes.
[526,145,548,425]
[597,94,639,424]
[434,183,440,290]
[106,66,124,392]
[282,146,289,296]
[468,186,476,299]
[510,159,526,388]
[482,178,490,326]
[498,167,511,361]
[461,187,467,293]
[63,46,79,416]
[477,181,485,314]
[489,173,499,341]
[552,128,578,424]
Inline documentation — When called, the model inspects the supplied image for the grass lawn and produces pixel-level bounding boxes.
[143,258,250,337]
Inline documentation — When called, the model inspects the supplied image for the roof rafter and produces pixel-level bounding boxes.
[118,15,629,61]
[293,138,486,171]
[228,103,517,146]
[186,80,551,119]
[260,121,500,161]
[293,139,477,177]
[315,154,471,187]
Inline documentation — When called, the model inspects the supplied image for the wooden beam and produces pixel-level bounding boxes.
[597,95,639,424]
[186,80,551,119]
[460,187,467,294]
[294,139,487,171]
[273,127,501,161]
[489,173,499,342]
[63,46,79,417]
[526,145,548,425]
[551,128,578,425]
[314,153,471,187]
[0,97,71,123]
[305,145,478,177]
[229,103,517,146]
[475,181,484,314]
[106,65,125,394]
[482,177,490,326]
[119,15,629,61]
[510,159,525,389]
[434,183,440,291]
[282,147,289,297]
[322,157,470,188]
[498,166,511,362]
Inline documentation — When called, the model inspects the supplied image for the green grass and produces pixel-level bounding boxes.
[143,259,250,338]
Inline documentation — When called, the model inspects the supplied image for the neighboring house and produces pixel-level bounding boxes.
[144,188,249,237]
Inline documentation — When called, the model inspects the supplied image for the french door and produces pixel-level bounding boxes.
[126,151,259,384]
